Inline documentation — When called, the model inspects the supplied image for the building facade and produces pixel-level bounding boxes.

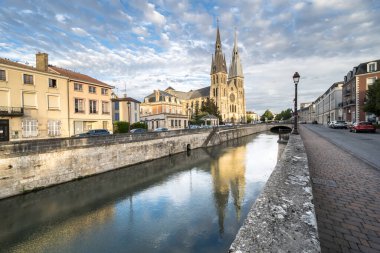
[49,63,113,136]
[165,26,246,124]
[314,82,343,125]
[0,54,69,141]
[140,90,188,130]
[111,95,141,124]
[343,60,380,123]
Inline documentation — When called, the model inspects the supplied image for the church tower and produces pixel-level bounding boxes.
[227,29,246,123]
[210,23,228,122]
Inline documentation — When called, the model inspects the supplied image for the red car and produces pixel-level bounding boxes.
[349,122,376,133]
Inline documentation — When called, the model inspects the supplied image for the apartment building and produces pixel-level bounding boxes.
[111,95,141,124]
[140,90,188,130]
[314,82,343,125]
[343,60,380,122]
[0,54,69,141]
[49,63,113,136]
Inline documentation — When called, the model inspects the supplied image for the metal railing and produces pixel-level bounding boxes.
[0,106,24,116]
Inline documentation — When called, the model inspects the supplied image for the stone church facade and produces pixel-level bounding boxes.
[165,25,246,123]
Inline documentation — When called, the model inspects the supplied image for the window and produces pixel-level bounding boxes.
[0,70,5,81]
[89,100,97,113]
[74,83,83,91]
[22,119,38,137]
[179,120,181,127]
[23,92,37,108]
[75,98,85,113]
[49,78,57,88]
[101,88,108,95]
[135,112,137,122]
[102,101,109,114]
[23,74,33,84]
[48,120,61,136]
[171,120,174,127]
[115,112,120,121]
[114,101,119,110]
[48,95,60,110]
[368,62,377,72]
[89,86,96,93]
[175,120,177,127]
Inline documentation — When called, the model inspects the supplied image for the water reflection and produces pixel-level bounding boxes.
[0,133,279,253]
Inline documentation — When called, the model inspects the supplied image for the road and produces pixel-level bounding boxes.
[302,124,380,170]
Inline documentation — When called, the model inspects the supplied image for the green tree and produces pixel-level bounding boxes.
[260,109,274,122]
[363,79,380,116]
[201,98,222,123]
[275,108,293,121]
[131,122,147,130]
[247,115,253,123]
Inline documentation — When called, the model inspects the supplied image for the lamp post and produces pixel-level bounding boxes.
[292,72,300,134]
[127,101,131,132]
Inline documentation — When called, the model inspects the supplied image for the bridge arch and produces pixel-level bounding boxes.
[269,125,292,133]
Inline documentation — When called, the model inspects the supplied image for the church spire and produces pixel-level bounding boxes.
[211,21,227,74]
[228,28,244,78]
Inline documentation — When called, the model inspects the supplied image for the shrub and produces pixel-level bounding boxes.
[113,121,130,133]
[131,122,148,129]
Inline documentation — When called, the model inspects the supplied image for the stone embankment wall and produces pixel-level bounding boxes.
[0,125,268,200]
[229,134,320,253]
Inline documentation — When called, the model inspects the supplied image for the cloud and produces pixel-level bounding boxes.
[0,0,380,116]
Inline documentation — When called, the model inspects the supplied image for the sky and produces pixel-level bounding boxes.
[1,0,380,115]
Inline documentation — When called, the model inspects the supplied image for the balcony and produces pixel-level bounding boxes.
[0,106,24,116]
[343,90,351,96]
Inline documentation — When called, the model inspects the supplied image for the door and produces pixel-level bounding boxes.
[0,120,9,142]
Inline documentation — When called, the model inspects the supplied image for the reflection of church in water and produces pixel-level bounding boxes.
[210,145,246,234]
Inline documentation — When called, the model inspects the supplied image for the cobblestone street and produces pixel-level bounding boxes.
[301,125,380,253]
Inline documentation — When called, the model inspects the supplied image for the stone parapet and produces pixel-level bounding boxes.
[229,134,320,253]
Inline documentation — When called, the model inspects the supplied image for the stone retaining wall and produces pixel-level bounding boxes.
[0,125,268,200]
[229,134,320,253]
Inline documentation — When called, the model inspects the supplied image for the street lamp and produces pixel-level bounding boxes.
[292,72,300,134]
[127,101,131,132]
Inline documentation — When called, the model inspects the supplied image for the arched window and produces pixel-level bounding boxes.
[216,88,218,97]
[216,75,219,83]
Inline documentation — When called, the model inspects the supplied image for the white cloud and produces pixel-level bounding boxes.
[71,27,90,36]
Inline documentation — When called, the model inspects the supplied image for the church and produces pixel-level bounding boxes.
[141,25,246,127]
[165,25,246,123]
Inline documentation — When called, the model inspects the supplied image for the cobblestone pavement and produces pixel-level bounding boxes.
[300,126,380,253]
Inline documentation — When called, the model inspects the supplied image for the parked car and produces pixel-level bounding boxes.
[328,121,336,128]
[73,129,111,137]
[349,122,376,133]
[330,120,347,129]
[130,128,147,134]
[153,127,168,132]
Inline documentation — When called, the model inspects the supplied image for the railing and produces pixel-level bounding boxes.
[0,106,24,116]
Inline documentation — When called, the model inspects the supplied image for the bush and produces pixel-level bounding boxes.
[113,121,130,133]
[131,122,148,129]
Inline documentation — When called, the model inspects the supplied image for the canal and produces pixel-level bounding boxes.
[0,132,280,253]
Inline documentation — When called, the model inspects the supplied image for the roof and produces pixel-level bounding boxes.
[190,86,210,99]
[49,65,112,88]
[355,59,380,75]
[200,114,219,120]
[228,30,244,78]
[111,97,140,103]
[210,26,227,74]
[145,90,175,99]
[0,57,59,74]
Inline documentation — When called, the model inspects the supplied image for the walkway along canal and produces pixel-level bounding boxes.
[0,132,279,253]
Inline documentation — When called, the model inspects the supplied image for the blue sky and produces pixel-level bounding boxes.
[1,0,380,114]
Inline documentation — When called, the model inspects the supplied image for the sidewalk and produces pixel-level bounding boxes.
[300,126,380,253]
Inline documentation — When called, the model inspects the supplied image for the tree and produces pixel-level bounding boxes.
[363,79,380,116]
[247,115,253,123]
[275,108,293,121]
[201,98,222,123]
[113,121,130,133]
[260,109,274,122]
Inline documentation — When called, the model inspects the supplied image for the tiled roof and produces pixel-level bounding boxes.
[0,57,55,74]
[49,65,112,88]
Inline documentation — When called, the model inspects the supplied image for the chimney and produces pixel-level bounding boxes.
[155,90,160,101]
[36,52,48,71]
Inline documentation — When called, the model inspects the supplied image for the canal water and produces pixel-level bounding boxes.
[0,132,280,253]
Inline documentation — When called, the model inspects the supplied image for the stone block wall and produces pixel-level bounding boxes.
[0,125,270,200]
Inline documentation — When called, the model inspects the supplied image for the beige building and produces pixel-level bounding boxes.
[0,54,69,141]
[49,63,113,136]
[111,95,141,123]
[246,111,259,122]
[165,26,246,124]
[0,53,113,141]
[140,90,188,130]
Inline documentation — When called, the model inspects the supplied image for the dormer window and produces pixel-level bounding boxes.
[368,62,377,72]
